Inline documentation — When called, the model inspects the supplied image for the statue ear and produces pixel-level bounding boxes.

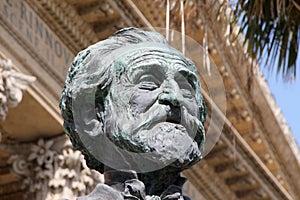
[95,87,108,133]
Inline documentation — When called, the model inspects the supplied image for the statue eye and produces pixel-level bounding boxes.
[176,79,194,98]
[138,81,159,90]
[137,74,160,91]
[174,73,196,99]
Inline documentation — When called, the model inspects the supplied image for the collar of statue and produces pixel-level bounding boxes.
[78,168,190,200]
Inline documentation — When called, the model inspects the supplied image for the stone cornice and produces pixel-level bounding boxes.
[201,2,300,198]
[255,68,300,166]
[184,159,238,200]
[202,89,292,199]
[107,0,151,28]
[25,0,99,53]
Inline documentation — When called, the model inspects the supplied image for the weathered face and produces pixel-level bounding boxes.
[60,28,208,173]
[103,51,205,170]
[128,59,199,123]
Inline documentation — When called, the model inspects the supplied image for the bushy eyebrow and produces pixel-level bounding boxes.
[127,64,166,83]
[176,68,198,89]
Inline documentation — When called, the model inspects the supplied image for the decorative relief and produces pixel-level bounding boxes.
[99,2,115,16]
[8,136,104,200]
[230,89,240,99]
[0,58,36,120]
[34,0,98,49]
[249,132,262,144]
[263,153,274,165]
[254,189,268,199]
[241,110,251,122]
[219,65,229,77]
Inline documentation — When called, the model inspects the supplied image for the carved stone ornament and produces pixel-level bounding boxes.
[0,58,36,120]
[7,135,104,200]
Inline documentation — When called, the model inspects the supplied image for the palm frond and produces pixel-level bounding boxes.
[226,0,300,81]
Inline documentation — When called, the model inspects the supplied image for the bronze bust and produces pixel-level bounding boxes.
[60,28,206,200]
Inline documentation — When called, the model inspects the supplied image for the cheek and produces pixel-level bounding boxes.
[183,99,200,118]
[130,89,159,116]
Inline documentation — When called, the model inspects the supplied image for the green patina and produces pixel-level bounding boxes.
[60,28,206,198]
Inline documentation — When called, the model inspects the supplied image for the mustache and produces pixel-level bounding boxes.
[114,101,205,141]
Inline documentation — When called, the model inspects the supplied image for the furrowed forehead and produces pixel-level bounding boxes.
[123,51,197,78]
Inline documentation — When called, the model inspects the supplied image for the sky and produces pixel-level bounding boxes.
[262,61,300,147]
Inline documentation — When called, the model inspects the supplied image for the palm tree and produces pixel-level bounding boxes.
[226,0,300,81]
[159,0,299,80]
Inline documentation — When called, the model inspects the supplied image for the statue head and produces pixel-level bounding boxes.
[60,28,206,174]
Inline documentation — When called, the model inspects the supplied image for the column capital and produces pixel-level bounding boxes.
[8,135,104,200]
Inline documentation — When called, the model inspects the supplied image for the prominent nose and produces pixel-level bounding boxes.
[159,79,183,107]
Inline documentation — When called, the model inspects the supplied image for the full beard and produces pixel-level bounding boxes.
[103,100,205,172]
[132,122,202,170]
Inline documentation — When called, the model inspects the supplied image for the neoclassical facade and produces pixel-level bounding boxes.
[0,1,299,200]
